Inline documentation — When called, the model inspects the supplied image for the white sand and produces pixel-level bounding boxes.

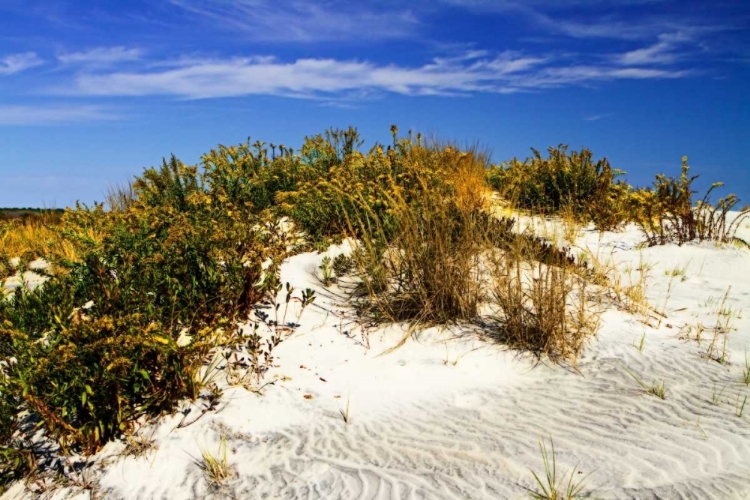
[3,258,48,296]
[3,215,750,499]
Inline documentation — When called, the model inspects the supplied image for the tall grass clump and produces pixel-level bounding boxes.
[348,132,494,324]
[0,210,79,267]
[0,154,288,469]
[488,145,630,231]
[490,239,600,362]
[339,130,599,346]
[104,181,136,213]
[629,156,750,247]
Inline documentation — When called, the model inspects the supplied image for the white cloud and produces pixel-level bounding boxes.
[443,0,664,7]
[68,52,547,98]
[0,52,44,75]
[167,0,419,42]
[66,51,689,100]
[0,104,118,125]
[440,0,730,44]
[584,113,611,121]
[616,32,692,65]
[57,47,144,66]
[518,65,690,89]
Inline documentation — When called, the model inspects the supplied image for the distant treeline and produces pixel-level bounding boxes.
[0,208,65,223]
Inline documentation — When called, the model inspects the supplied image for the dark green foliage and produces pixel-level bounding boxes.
[0,154,288,473]
[332,254,354,277]
[201,140,299,213]
[0,444,33,494]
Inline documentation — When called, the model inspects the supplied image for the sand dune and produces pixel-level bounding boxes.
[4,217,750,499]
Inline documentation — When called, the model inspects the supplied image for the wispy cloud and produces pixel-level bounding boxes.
[0,52,44,75]
[520,65,690,89]
[167,0,419,42]
[57,46,144,66]
[64,50,689,100]
[443,0,665,7]
[0,104,118,125]
[440,0,732,42]
[616,32,693,65]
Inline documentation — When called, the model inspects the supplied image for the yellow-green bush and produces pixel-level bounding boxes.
[488,145,630,230]
[628,156,749,246]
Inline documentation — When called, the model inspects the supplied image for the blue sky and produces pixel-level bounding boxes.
[1,0,748,208]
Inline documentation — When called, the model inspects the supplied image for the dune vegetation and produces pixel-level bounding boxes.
[1,126,748,493]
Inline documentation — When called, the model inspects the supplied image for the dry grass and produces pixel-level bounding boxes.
[0,181,133,267]
[490,247,600,363]
[0,213,81,265]
[350,145,494,325]
[344,142,602,363]
[104,181,136,213]
[195,436,231,490]
[559,204,583,244]
[446,148,495,214]
[581,245,653,319]
[123,431,157,458]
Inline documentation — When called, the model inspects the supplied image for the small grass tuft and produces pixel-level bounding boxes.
[633,333,646,352]
[711,384,726,406]
[319,255,336,286]
[123,431,157,458]
[736,393,747,418]
[196,436,231,490]
[528,436,591,500]
[339,394,351,425]
[623,365,666,399]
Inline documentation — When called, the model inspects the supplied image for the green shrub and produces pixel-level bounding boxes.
[488,145,629,230]
[275,127,392,243]
[201,140,304,214]
[332,254,353,277]
[0,155,288,458]
[0,388,33,493]
[629,156,750,246]
[197,127,370,244]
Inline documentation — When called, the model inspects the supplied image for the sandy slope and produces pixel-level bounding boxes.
[3,216,750,499]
